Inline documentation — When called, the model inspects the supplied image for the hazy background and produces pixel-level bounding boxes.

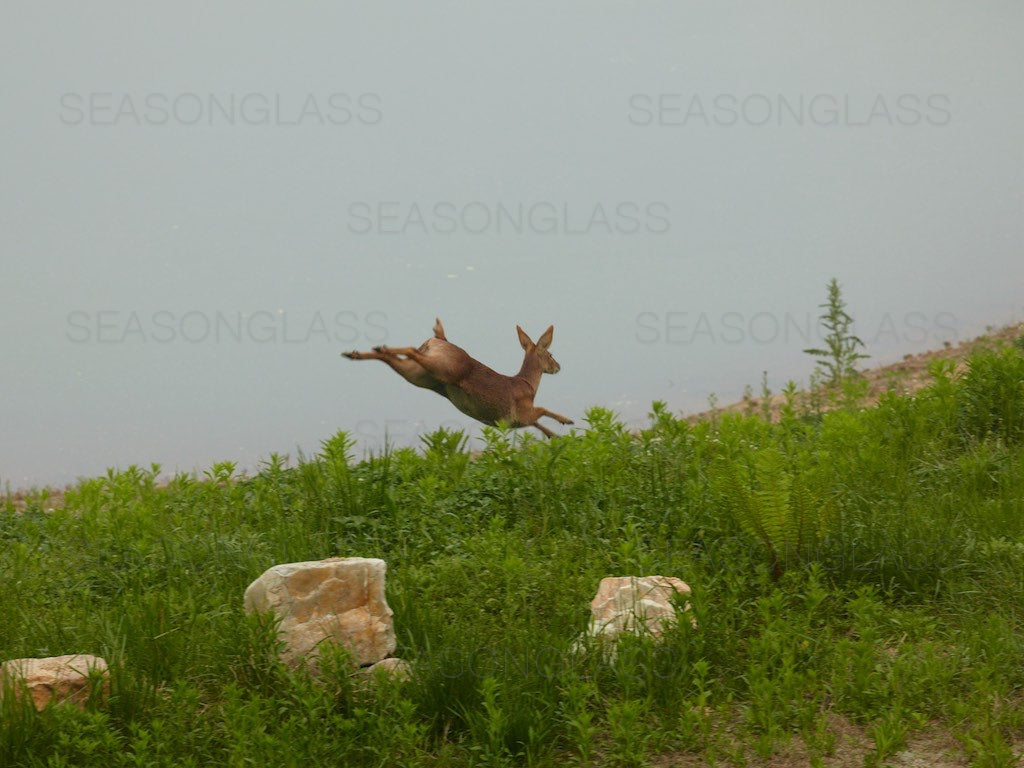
[3,2,1021,488]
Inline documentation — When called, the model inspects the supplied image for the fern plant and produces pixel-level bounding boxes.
[718,448,832,579]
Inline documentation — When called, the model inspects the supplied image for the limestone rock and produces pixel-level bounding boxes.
[361,657,412,682]
[587,575,693,640]
[244,557,395,668]
[0,655,109,710]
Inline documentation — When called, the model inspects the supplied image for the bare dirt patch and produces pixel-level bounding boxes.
[686,322,1023,424]
[649,714,972,767]
[5,487,67,514]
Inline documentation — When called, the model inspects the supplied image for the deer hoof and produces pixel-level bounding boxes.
[372,345,387,353]
[341,351,357,359]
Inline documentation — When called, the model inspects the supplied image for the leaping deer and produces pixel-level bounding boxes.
[342,319,573,438]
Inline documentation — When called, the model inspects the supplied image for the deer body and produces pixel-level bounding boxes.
[342,319,573,438]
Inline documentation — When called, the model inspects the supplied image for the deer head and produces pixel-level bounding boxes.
[517,325,560,375]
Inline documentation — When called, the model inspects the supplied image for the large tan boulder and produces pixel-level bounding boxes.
[587,575,693,640]
[243,557,396,668]
[0,655,109,710]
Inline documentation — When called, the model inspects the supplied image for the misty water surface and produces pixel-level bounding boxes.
[2,3,1022,487]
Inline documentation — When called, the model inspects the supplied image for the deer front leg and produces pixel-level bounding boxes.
[521,405,572,438]
[536,407,574,425]
[532,422,557,438]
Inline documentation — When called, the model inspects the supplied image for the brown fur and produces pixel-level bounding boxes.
[342,319,573,438]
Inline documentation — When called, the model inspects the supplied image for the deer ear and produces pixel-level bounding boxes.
[433,318,446,340]
[536,325,554,350]
[516,325,533,350]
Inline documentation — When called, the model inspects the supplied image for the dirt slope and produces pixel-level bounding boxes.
[686,322,1023,424]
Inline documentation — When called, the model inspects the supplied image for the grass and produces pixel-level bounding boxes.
[2,340,1024,766]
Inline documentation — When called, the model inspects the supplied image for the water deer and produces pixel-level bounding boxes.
[341,319,573,438]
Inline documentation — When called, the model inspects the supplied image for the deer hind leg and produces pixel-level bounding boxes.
[372,345,467,385]
[373,345,419,356]
[343,348,446,396]
[341,349,385,361]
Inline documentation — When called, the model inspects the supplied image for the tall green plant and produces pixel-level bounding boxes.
[717,448,832,579]
[803,278,868,387]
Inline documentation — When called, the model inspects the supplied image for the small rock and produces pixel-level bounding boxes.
[0,655,109,711]
[587,575,694,641]
[361,657,412,682]
[244,557,396,668]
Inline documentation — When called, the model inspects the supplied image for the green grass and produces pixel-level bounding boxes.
[2,345,1024,766]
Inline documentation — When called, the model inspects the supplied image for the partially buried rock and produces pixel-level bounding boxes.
[243,557,396,669]
[361,657,412,682]
[587,575,694,641]
[0,654,109,711]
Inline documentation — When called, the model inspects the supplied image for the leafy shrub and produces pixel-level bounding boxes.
[957,348,1024,445]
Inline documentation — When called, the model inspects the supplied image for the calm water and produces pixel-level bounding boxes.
[3,4,1022,487]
